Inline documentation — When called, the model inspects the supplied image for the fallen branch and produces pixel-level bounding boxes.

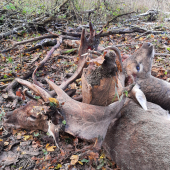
[0,26,24,40]
[1,34,59,53]
[103,11,136,28]
[32,36,63,87]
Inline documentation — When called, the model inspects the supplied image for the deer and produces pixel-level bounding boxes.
[101,42,170,170]
[123,42,170,111]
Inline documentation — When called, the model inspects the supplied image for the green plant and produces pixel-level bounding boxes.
[0,110,5,121]
[3,74,7,79]
[7,57,13,63]
[62,120,66,125]
[42,149,48,155]
[34,132,40,137]
[5,3,16,10]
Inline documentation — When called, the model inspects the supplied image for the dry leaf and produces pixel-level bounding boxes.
[139,37,144,41]
[23,135,33,141]
[45,154,52,160]
[150,34,154,38]
[17,147,20,151]
[73,137,78,147]
[16,90,22,97]
[49,98,59,106]
[4,142,9,146]
[70,82,77,89]
[16,133,22,139]
[76,78,81,83]
[70,155,79,165]
[88,152,99,161]
[60,148,66,156]
[78,161,83,165]
[100,153,105,159]
[46,145,56,152]
[55,164,62,169]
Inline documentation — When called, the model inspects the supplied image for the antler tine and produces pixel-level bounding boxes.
[45,78,68,99]
[16,78,51,102]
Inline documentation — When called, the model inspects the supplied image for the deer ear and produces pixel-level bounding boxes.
[132,84,147,110]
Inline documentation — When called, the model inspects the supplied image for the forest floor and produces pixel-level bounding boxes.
[1,16,170,170]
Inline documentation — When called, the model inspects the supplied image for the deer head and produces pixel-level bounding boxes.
[123,42,154,80]
[123,42,170,111]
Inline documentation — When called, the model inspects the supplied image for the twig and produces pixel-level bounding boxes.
[32,36,63,86]
[155,53,170,56]
[0,78,14,82]
[103,11,136,28]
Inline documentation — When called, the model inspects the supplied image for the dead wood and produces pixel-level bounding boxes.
[1,34,58,53]
[155,53,170,56]
[103,11,136,28]
[0,26,24,40]
[101,27,146,37]
[32,36,62,88]
[54,0,70,12]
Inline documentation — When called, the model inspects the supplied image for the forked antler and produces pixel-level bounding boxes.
[60,22,103,90]
[4,77,127,149]
[45,78,126,148]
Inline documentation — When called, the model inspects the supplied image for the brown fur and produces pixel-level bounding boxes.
[103,98,170,170]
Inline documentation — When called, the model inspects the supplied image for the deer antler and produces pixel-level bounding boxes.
[45,78,126,148]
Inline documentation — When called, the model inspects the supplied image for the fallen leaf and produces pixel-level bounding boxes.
[16,133,22,139]
[60,148,66,156]
[81,158,89,163]
[70,82,77,89]
[23,135,33,141]
[100,153,105,159]
[45,154,51,160]
[49,98,59,105]
[70,155,79,165]
[78,161,83,165]
[12,129,18,135]
[55,164,62,169]
[76,78,81,83]
[46,145,56,152]
[16,147,20,151]
[88,152,99,161]
[139,37,144,41]
[4,142,9,146]
[16,90,22,97]
[73,137,78,147]
[150,34,154,38]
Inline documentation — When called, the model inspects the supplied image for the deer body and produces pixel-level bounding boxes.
[137,75,170,111]
[103,98,170,170]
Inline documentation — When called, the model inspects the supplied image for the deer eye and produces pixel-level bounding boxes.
[136,64,140,72]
